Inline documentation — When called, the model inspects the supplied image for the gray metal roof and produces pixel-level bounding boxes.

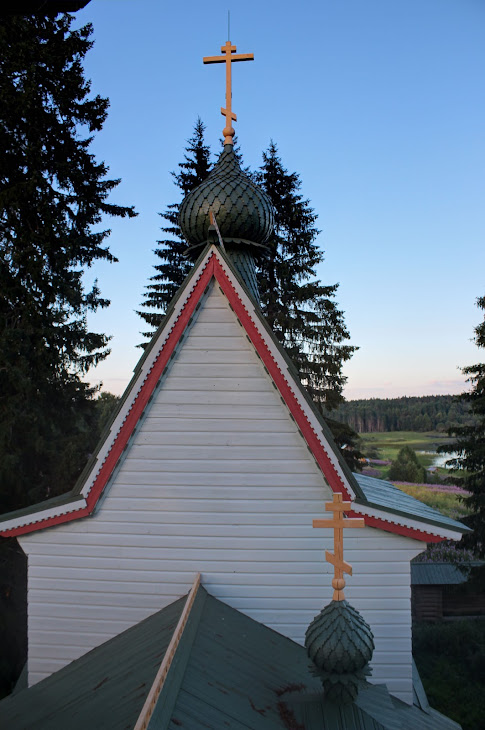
[353,474,469,534]
[0,587,462,730]
[411,562,474,585]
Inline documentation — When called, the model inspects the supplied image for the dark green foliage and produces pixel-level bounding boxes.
[254,142,356,414]
[413,619,485,730]
[0,14,136,511]
[0,539,26,700]
[440,296,485,559]
[137,118,211,335]
[94,391,120,433]
[324,417,362,472]
[332,395,473,433]
[388,446,427,483]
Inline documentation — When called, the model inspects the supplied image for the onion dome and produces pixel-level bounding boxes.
[305,600,375,704]
[179,145,274,252]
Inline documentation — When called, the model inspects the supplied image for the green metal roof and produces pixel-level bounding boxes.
[390,697,461,730]
[155,590,461,730]
[0,587,462,730]
[353,474,469,534]
[411,562,476,585]
[0,596,185,730]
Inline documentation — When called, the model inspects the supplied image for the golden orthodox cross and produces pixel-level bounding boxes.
[313,493,365,601]
[203,40,254,145]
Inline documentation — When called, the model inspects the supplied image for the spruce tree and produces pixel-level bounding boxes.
[0,14,136,511]
[442,296,485,558]
[388,446,427,484]
[138,119,212,334]
[254,142,356,413]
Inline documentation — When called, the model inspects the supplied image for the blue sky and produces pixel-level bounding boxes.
[76,0,484,400]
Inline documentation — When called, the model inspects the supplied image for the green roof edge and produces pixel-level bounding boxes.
[147,585,207,730]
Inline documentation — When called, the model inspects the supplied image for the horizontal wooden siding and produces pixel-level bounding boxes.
[20,284,423,703]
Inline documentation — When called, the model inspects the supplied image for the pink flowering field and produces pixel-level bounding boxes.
[391,481,470,521]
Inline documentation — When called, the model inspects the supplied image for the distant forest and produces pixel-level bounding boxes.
[331,395,473,433]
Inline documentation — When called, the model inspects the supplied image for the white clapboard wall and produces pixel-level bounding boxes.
[19,282,424,703]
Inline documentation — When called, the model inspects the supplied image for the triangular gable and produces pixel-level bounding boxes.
[0,245,465,542]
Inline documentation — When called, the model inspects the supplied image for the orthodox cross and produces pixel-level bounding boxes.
[203,40,254,145]
[313,493,365,601]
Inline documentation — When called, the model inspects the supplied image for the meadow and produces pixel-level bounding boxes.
[360,430,453,468]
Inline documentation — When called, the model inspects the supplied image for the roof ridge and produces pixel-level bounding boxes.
[134,574,203,730]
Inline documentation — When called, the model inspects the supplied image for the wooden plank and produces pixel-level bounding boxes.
[125,444,309,461]
[185,322,248,337]
[168,363,263,378]
[143,404,287,418]
[135,429,308,448]
[113,470,323,486]
[152,389,281,405]
[34,522,391,543]
[28,584,411,606]
[141,416,295,432]
[181,335,255,350]
[161,375,273,391]
[28,570,410,591]
[15,536,422,561]
[29,558,413,575]
[172,348,256,364]
[116,460,318,475]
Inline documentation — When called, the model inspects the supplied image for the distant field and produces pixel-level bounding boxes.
[359,431,468,520]
[360,431,451,476]
[393,482,470,520]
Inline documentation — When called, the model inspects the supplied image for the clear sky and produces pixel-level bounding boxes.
[75,0,484,400]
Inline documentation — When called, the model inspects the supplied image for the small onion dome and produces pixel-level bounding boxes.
[179,145,274,251]
[305,600,375,704]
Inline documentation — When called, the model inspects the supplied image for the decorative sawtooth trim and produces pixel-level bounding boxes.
[0,499,89,537]
[82,255,215,507]
[0,256,216,537]
[82,257,214,512]
[357,514,442,544]
[210,253,354,502]
[210,249,354,496]
[349,504,463,543]
[133,573,201,730]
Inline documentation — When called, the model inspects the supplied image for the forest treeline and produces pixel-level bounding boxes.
[331,395,473,433]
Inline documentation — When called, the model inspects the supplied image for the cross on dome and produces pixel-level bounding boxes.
[313,493,365,601]
[203,40,254,145]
